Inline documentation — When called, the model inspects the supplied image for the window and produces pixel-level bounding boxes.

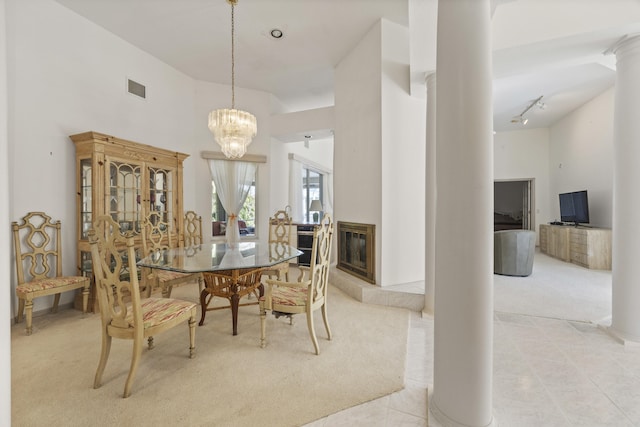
[302,167,324,223]
[204,153,265,239]
[211,179,256,237]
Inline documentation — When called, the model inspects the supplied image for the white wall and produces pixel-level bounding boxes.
[286,139,334,173]
[6,0,196,313]
[335,22,383,282]
[268,137,334,220]
[270,106,334,141]
[492,0,640,51]
[268,105,335,218]
[493,88,615,236]
[494,127,550,240]
[269,138,291,213]
[6,0,275,315]
[335,19,426,287]
[549,88,614,228]
[1,0,12,423]
[381,19,426,286]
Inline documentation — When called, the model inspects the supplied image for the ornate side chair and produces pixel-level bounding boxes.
[89,215,196,398]
[260,213,334,355]
[183,210,203,247]
[263,209,293,281]
[11,212,89,335]
[141,211,203,298]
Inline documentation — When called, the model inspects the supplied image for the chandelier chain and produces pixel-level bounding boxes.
[208,0,256,159]
[231,2,235,109]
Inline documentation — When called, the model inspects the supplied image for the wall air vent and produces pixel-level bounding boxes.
[127,79,146,99]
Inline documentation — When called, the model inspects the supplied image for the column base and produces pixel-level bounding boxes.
[429,390,498,427]
[421,309,434,319]
[600,324,640,345]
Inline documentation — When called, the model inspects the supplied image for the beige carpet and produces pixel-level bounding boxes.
[11,284,409,427]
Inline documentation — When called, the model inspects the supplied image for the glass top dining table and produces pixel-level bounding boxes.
[137,241,303,273]
[137,242,303,336]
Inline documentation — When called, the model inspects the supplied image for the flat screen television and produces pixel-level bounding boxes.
[559,190,589,226]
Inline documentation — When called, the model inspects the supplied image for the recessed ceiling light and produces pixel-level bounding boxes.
[270,29,283,39]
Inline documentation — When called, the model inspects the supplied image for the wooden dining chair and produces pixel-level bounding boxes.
[259,213,334,355]
[11,212,90,335]
[89,215,197,398]
[262,209,293,282]
[183,210,203,247]
[141,211,203,298]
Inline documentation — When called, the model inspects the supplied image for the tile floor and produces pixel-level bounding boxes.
[306,252,640,426]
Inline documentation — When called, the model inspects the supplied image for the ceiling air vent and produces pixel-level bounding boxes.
[127,79,146,99]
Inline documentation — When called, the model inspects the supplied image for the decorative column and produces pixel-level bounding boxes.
[430,0,495,426]
[1,1,12,425]
[424,72,436,315]
[609,34,640,343]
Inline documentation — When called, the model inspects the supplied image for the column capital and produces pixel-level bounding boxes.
[603,34,640,57]
[424,71,436,84]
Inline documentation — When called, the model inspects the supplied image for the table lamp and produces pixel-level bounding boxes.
[309,199,323,223]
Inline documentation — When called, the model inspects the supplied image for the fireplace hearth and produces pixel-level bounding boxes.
[337,221,375,284]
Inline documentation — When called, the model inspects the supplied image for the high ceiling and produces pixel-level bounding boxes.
[53,0,640,137]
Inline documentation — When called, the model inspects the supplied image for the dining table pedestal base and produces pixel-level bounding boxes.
[199,268,265,335]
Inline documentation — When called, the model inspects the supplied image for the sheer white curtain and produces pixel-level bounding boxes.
[208,159,256,245]
[288,157,304,223]
[324,172,334,215]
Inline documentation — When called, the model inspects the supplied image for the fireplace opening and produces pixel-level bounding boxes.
[337,221,375,284]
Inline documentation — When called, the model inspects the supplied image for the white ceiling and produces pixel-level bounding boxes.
[53,0,640,137]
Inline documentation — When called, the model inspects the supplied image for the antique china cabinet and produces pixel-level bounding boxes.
[70,131,189,311]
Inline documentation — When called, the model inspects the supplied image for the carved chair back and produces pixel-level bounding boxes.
[141,211,203,298]
[265,209,293,280]
[309,213,334,304]
[268,209,293,245]
[141,211,175,256]
[89,215,142,330]
[183,210,203,247]
[12,212,64,284]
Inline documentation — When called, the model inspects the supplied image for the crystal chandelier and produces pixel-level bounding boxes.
[208,0,257,159]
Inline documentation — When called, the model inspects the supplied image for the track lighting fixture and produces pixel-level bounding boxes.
[511,95,545,126]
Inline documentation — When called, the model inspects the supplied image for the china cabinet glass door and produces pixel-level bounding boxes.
[149,166,174,229]
[80,159,93,240]
[109,161,142,235]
